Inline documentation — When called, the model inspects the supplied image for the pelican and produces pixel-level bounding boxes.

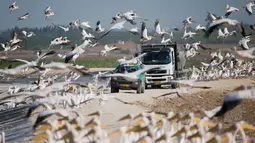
[245,1,255,15]
[140,22,155,43]
[0,43,11,52]
[103,66,163,81]
[17,13,29,21]
[122,10,148,25]
[9,32,22,46]
[233,47,255,59]
[95,21,105,33]
[195,24,206,32]
[80,21,92,29]
[22,31,35,38]
[207,12,222,22]
[44,7,55,19]
[78,27,95,40]
[182,29,197,40]
[204,18,239,38]
[9,2,19,14]
[223,27,236,37]
[69,20,80,28]
[191,41,211,50]
[217,28,226,39]
[100,45,120,56]
[223,5,239,18]
[110,12,122,24]
[239,37,250,50]
[161,35,172,44]
[98,20,126,40]
[203,88,255,118]
[128,27,139,35]
[12,50,56,66]
[182,16,195,28]
[154,19,169,36]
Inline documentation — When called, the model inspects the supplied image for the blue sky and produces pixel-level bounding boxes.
[0,0,254,30]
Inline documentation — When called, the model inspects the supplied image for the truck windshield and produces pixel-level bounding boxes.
[142,51,171,65]
[115,66,139,73]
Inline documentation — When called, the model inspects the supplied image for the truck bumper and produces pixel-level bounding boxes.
[145,75,174,85]
[111,80,140,90]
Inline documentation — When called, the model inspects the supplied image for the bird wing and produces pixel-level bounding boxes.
[36,50,56,63]
[199,44,211,50]
[225,11,232,18]
[104,45,110,51]
[154,19,161,33]
[12,59,30,64]
[23,12,29,17]
[141,22,148,39]
[246,4,253,15]
[45,7,51,13]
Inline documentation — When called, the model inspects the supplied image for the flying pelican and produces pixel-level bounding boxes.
[103,66,163,81]
[12,50,56,66]
[203,88,255,118]
[98,20,126,40]
[80,21,92,29]
[128,27,139,35]
[182,16,195,28]
[100,45,120,56]
[17,13,29,21]
[204,18,239,38]
[223,27,236,37]
[78,27,95,40]
[239,24,252,50]
[140,22,155,43]
[217,28,226,39]
[9,32,22,46]
[195,24,206,32]
[161,35,172,44]
[191,41,211,50]
[154,19,169,36]
[0,43,11,52]
[95,21,105,33]
[69,20,80,28]
[22,31,35,38]
[245,1,255,15]
[44,7,55,19]
[122,10,148,25]
[233,47,255,59]
[110,12,122,24]
[223,5,239,18]
[182,29,197,40]
[63,45,85,64]
[9,2,19,14]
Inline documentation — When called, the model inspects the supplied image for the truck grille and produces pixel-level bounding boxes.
[146,70,167,74]
[148,79,166,82]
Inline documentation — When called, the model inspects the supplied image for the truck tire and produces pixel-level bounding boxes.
[137,81,145,94]
[171,83,177,89]
[111,87,119,93]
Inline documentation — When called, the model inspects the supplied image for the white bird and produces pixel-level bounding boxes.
[64,45,85,64]
[12,50,56,66]
[49,37,70,48]
[100,45,119,56]
[128,27,139,35]
[223,27,236,37]
[154,19,169,36]
[195,24,206,32]
[78,27,95,40]
[245,1,255,15]
[80,21,92,29]
[140,22,155,43]
[182,29,197,40]
[122,10,147,25]
[9,32,22,46]
[104,66,163,82]
[22,31,35,38]
[205,18,239,37]
[239,37,251,50]
[44,7,55,19]
[223,5,239,18]
[217,28,226,39]
[111,12,122,24]
[182,16,195,28]
[0,43,11,52]
[233,47,255,59]
[69,20,80,28]
[95,21,105,33]
[98,20,126,40]
[17,13,29,21]
[161,35,172,44]
[9,2,19,14]
[191,41,210,50]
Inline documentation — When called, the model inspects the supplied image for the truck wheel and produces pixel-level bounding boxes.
[137,81,145,94]
[171,83,177,89]
[111,87,119,93]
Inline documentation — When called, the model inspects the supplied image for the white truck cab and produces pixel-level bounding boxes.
[140,44,179,88]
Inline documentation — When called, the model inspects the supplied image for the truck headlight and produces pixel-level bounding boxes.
[134,81,139,85]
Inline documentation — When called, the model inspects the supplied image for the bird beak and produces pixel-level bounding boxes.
[131,120,145,127]
[240,122,255,131]
[222,5,227,8]
[66,40,70,43]
[87,111,100,117]
[108,130,122,137]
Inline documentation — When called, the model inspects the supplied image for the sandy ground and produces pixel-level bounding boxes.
[0,75,255,139]
[26,77,254,133]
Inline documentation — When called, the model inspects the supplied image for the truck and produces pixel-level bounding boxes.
[140,43,186,89]
[110,64,145,94]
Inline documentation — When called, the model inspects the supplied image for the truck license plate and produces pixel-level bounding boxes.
[154,81,161,85]
[120,84,129,87]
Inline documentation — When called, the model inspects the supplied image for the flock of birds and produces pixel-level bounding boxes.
[0,1,255,143]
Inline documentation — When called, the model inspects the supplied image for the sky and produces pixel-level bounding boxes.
[0,0,254,31]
